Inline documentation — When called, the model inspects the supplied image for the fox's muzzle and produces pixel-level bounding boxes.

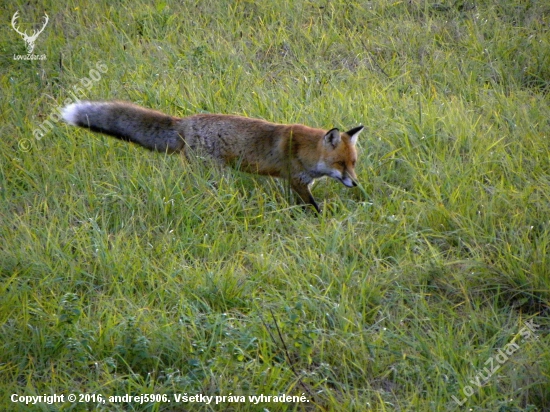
[341,176,357,188]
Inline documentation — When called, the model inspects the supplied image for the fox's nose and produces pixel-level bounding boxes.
[341,176,357,188]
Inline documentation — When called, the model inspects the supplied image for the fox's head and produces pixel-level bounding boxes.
[317,126,363,188]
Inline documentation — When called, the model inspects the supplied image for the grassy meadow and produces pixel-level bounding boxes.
[1,0,549,410]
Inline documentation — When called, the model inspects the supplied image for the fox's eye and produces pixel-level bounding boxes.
[336,161,345,168]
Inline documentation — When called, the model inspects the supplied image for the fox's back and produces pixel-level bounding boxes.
[179,114,325,177]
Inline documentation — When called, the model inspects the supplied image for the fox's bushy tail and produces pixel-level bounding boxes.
[62,101,184,153]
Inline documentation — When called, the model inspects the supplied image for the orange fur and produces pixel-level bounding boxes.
[63,101,363,212]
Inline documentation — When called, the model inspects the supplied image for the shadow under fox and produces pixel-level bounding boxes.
[62,101,363,213]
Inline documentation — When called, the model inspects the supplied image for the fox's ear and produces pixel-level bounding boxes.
[345,125,364,146]
[324,128,341,148]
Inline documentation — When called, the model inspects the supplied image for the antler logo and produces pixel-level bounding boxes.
[11,11,49,54]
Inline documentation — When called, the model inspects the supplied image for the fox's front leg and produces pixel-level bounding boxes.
[290,178,321,213]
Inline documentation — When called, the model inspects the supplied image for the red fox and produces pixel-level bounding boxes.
[62,101,363,212]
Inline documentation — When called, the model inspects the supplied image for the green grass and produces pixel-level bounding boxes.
[1,0,549,411]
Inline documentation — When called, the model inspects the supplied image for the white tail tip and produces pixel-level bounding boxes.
[61,103,81,125]
[62,101,109,125]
